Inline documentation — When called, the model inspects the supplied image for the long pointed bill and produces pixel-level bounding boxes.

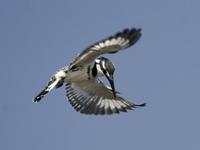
[106,74,117,98]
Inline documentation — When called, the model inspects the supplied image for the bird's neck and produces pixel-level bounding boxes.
[91,62,104,78]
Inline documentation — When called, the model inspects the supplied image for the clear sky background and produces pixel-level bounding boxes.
[1,0,200,150]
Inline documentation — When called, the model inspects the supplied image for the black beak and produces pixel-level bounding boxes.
[105,74,116,98]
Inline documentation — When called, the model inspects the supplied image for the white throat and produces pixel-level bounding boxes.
[96,63,104,76]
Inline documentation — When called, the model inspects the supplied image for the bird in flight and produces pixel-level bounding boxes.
[34,28,146,115]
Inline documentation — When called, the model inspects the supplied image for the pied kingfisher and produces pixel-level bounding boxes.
[34,28,146,115]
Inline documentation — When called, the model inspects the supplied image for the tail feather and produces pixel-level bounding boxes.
[33,70,66,103]
[33,88,49,102]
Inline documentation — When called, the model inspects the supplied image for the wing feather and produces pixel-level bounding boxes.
[70,28,142,68]
[65,79,145,115]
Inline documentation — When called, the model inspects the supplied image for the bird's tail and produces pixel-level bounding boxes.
[33,87,50,102]
[33,70,66,103]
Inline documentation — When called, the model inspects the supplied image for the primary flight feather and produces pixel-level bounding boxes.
[34,28,146,115]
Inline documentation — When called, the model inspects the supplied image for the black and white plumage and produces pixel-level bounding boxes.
[34,28,146,115]
[70,28,142,68]
[34,69,66,101]
[66,80,145,115]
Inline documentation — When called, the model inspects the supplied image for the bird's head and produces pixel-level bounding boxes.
[95,57,116,98]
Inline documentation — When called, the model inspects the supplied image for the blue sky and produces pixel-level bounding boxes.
[1,0,200,150]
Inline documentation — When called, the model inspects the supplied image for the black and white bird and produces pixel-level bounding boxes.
[34,28,146,115]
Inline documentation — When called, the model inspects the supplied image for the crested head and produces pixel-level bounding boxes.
[95,57,115,76]
[95,57,116,98]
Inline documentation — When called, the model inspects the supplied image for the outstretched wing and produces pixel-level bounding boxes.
[66,79,145,115]
[70,28,142,68]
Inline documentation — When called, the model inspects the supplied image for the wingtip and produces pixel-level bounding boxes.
[137,28,142,32]
[135,102,146,107]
